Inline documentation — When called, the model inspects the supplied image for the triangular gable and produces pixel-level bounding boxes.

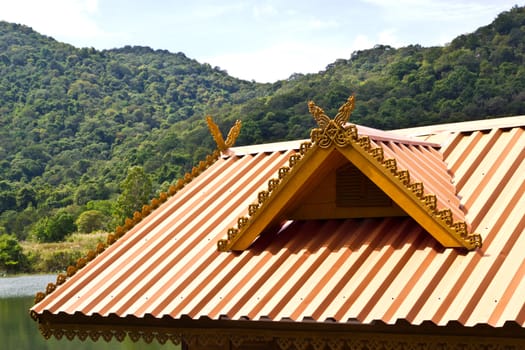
[218,96,482,252]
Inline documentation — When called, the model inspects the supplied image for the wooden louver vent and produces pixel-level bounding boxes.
[336,164,392,207]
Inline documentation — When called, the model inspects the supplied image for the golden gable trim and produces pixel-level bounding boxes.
[218,97,481,252]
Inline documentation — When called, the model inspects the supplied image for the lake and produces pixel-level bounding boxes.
[0,275,179,349]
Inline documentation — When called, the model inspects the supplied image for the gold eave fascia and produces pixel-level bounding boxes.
[217,97,482,252]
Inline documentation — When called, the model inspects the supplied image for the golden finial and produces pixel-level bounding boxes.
[334,94,356,126]
[308,94,355,129]
[308,101,331,130]
[206,116,242,151]
[308,95,357,148]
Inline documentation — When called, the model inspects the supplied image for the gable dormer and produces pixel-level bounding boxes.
[217,96,482,252]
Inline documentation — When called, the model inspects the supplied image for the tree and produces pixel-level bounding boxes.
[16,186,37,209]
[0,186,16,214]
[0,234,27,273]
[32,210,77,242]
[114,166,152,222]
[76,210,109,233]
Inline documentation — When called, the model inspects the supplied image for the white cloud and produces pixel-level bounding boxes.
[83,0,98,13]
[357,0,519,47]
[1,0,518,81]
[361,0,515,22]
[184,2,247,21]
[305,18,339,30]
[0,0,105,42]
[205,40,351,82]
[377,29,405,47]
[252,3,278,18]
[351,34,375,51]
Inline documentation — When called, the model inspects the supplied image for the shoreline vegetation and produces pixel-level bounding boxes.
[15,232,107,275]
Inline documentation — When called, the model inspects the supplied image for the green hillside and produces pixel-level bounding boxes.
[0,6,524,272]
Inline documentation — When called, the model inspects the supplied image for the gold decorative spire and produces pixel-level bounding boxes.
[308,95,357,148]
[206,116,242,151]
[334,94,356,126]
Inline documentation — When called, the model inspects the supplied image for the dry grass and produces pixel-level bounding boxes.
[20,232,109,273]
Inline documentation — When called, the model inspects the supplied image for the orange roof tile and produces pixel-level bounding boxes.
[30,108,525,343]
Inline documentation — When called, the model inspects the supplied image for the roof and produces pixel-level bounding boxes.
[30,102,525,344]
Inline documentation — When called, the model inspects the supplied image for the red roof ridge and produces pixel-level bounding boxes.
[228,125,441,157]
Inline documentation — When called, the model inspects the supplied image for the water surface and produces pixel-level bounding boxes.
[0,274,56,297]
[0,275,178,349]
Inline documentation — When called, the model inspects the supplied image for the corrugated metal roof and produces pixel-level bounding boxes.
[31,116,525,332]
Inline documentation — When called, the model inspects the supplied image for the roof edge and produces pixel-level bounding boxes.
[392,115,525,138]
[31,148,228,310]
[34,312,525,345]
[229,116,525,156]
[31,117,247,309]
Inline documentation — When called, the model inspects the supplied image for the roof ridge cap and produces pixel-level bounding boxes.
[227,126,439,157]
[392,115,525,137]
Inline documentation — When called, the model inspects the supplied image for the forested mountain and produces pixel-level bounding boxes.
[0,6,524,251]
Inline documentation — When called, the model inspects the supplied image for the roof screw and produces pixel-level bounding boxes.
[370,147,384,162]
[237,216,249,229]
[436,209,453,225]
[422,194,437,211]
[289,154,301,167]
[299,142,312,155]
[410,182,424,197]
[358,136,371,150]
[397,170,410,185]
[227,228,239,240]
[217,239,228,251]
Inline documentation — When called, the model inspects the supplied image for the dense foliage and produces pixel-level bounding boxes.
[0,6,524,261]
[0,234,27,273]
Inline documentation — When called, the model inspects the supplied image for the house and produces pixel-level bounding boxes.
[31,97,525,349]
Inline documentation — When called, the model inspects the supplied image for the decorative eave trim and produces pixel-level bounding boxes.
[218,96,482,252]
[34,318,525,348]
[31,117,241,314]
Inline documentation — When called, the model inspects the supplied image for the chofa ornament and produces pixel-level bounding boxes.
[309,95,358,148]
[206,116,242,151]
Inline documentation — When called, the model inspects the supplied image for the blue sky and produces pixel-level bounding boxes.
[0,0,521,82]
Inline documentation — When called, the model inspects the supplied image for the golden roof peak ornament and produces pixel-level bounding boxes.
[206,116,242,151]
[309,95,357,148]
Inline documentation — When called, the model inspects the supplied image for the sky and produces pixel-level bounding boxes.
[0,0,522,82]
